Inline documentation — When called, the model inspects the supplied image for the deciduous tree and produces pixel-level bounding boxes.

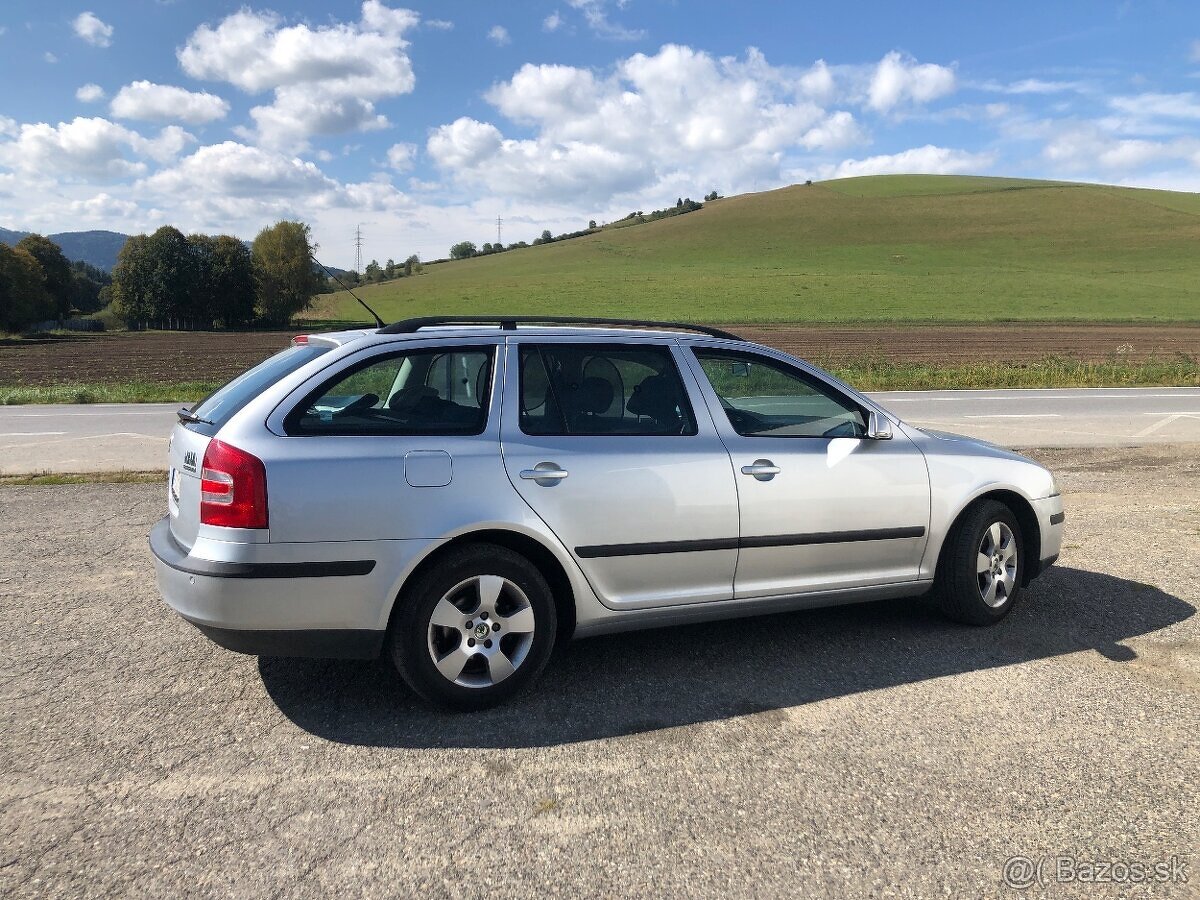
[252,221,322,326]
[16,234,73,319]
[0,243,52,331]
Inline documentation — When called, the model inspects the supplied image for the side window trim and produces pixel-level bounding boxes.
[689,346,869,440]
[516,341,699,437]
[281,344,496,437]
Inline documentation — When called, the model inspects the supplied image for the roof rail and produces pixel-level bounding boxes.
[376,315,742,341]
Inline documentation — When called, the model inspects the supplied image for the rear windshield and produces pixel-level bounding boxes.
[186,344,331,436]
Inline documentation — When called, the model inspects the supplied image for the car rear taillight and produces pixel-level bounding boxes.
[200,440,268,529]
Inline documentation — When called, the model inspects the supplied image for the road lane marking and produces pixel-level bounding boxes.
[1134,413,1200,438]
[0,411,177,418]
[880,393,1200,402]
[963,414,1062,419]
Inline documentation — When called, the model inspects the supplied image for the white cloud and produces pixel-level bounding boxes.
[488,25,510,46]
[566,0,645,40]
[543,11,563,32]
[44,52,58,64]
[386,142,417,171]
[0,117,192,180]
[111,81,230,124]
[1190,39,1200,63]
[1041,123,1200,172]
[76,83,106,103]
[1110,92,1200,120]
[431,45,868,205]
[141,141,341,200]
[979,78,1086,95]
[828,145,993,178]
[68,192,140,219]
[134,141,411,232]
[868,51,956,112]
[73,11,113,48]
[178,2,418,150]
[428,118,503,170]
[425,19,453,30]
[799,111,865,150]
[799,60,836,104]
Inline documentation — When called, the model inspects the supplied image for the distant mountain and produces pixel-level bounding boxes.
[0,228,129,272]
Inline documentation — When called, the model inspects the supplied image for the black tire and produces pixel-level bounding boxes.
[932,499,1023,625]
[389,543,557,711]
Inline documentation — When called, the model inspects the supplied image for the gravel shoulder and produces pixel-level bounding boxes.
[1,446,1197,898]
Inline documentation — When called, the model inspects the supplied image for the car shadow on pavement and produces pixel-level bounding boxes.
[258,566,1194,748]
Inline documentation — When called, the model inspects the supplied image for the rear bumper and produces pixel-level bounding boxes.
[191,623,383,659]
[149,516,426,659]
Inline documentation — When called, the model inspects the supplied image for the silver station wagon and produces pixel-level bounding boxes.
[150,317,1065,710]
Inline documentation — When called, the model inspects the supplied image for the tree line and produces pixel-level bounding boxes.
[113,221,322,328]
[2,220,325,332]
[353,254,423,286]
[0,235,112,332]
[444,192,719,262]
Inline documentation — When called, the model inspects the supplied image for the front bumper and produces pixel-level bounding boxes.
[149,516,425,659]
[1029,494,1066,581]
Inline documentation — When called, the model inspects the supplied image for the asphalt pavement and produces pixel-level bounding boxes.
[2,445,1196,897]
[1,387,1199,474]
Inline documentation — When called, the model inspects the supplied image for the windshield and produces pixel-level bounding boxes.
[186,344,331,436]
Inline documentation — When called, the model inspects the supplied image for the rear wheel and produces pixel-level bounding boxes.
[389,544,557,711]
[933,500,1022,625]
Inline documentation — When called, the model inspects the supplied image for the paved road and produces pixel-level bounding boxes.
[2,446,1196,897]
[1,387,1199,474]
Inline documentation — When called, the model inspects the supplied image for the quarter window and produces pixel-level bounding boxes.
[694,349,866,438]
[286,347,493,436]
[520,344,697,436]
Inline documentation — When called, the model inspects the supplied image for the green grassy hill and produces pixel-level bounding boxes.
[314,175,1200,324]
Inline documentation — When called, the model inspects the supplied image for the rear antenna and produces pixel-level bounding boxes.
[310,252,385,328]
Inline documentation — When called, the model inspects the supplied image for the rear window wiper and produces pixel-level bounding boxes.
[177,408,215,426]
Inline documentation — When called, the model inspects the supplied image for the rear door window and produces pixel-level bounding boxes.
[519,344,697,436]
[286,347,493,436]
[187,344,331,436]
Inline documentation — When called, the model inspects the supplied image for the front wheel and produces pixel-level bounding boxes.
[389,544,557,711]
[932,500,1023,625]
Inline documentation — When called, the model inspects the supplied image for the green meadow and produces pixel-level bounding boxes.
[313,174,1200,325]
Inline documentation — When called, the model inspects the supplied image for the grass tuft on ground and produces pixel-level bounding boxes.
[2,355,1192,404]
[0,381,220,405]
[0,471,163,487]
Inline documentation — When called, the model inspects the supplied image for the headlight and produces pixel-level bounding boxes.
[1047,472,1061,498]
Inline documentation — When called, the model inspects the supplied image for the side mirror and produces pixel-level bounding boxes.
[866,411,893,440]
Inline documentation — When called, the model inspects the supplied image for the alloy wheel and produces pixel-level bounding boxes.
[977,521,1018,607]
[426,575,537,688]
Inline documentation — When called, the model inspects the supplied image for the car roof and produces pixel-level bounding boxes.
[312,324,742,346]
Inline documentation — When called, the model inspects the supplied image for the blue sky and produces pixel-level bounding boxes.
[1,1,1198,267]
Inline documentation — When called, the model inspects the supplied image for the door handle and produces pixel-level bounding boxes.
[520,463,569,485]
[740,459,780,481]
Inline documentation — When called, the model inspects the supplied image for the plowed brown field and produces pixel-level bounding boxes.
[1,324,1197,387]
